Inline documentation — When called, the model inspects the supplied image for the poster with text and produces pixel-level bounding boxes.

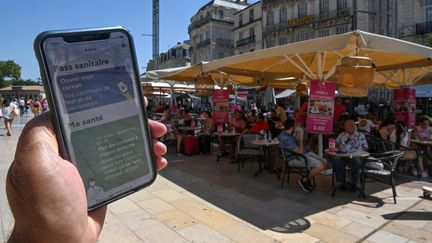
[212,90,230,124]
[394,88,416,128]
[306,80,336,134]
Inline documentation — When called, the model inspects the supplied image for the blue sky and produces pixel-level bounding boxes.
[0,0,257,80]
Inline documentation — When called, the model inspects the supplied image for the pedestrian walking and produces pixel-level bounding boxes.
[1,98,18,136]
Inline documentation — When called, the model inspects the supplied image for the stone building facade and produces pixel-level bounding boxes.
[146,41,191,71]
[188,0,250,64]
[261,0,399,48]
[233,1,263,54]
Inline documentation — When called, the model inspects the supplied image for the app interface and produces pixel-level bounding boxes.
[43,32,153,207]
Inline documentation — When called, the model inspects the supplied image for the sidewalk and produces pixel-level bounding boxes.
[1,114,432,242]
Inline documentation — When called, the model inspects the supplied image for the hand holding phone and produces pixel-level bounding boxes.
[34,27,157,210]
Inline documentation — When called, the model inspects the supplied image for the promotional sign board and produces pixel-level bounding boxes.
[306,80,336,134]
[212,90,230,124]
[394,88,416,128]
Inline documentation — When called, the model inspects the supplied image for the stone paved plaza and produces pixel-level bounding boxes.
[1,113,431,242]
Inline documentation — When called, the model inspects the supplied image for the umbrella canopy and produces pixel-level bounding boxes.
[203,30,432,90]
[274,89,296,99]
[142,62,258,87]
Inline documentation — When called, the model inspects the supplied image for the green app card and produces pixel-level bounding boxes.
[71,115,149,190]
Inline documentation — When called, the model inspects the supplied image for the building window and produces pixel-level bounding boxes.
[337,0,347,9]
[427,0,432,23]
[267,10,274,26]
[239,31,244,40]
[199,33,204,42]
[279,36,288,45]
[205,31,210,40]
[280,7,288,23]
[336,25,349,34]
[218,52,224,59]
[296,32,308,42]
[298,1,307,18]
[266,39,275,48]
[218,9,224,19]
[249,27,254,37]
[250,9,254,22]
[319,29,330,37]
[239,13,243,26]
[217,28,225,39]
[319,0,329,14]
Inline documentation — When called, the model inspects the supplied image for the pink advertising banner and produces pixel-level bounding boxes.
[212,90,230,124]
[394,88,416,128]
[306,80,336,134]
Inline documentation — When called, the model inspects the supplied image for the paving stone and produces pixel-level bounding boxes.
[103,210,123,228]
[335,208,387,227]
[134,219,186,243]
[304,223,359,243]
[383,221,432,243]
[340,222,375,239]
[127,189,156,203]
[271,232,319,243]
[154,209,197,230]
[136,197,175,214]
[306,211,351,230]
[191,207,238,230]
[108,198,141,215]
[177,223,232,243]
[116,208,153,231]
[367,230,410,243]
[98,223,143,243]
[219,223,277,243]
[422,222,432,233]
[152,188,188,202]
[170,198,212,215]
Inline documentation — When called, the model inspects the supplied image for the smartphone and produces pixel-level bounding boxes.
[34,27,156,210]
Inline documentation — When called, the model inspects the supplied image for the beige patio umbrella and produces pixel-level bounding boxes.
[202,30,432,93]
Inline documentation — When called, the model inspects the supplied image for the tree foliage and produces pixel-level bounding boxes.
[0,60,41,88]
[0,60,21,81]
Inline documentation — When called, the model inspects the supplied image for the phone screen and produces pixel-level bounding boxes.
[40,30,154,208]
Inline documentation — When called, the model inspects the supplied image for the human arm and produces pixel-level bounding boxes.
[6,112,167,243]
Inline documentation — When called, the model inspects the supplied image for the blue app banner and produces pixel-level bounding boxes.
[57,66,135,113]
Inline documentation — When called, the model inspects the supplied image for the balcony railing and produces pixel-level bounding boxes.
[416,22,432,35]
[264,7,351,33]
[236,35,255,47]
[189,14,234,32]
[196,39,211,49]
[216,38,234,48]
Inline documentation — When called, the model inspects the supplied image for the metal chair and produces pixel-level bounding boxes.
[280,148,314,188]
[236,134,262,176]
[361,150,404,204]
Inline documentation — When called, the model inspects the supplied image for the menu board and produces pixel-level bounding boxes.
[306,80,336,134]
[212,90,230,124]
[394,88,416,128]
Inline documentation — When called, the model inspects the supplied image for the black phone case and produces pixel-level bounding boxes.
[33,26,157,211]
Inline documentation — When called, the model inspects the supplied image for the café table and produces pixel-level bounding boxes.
[325,149,370,197]
[213,132,240,162]
[252,139,280,178]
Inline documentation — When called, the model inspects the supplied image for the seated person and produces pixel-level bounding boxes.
[414,116,432,140]
[390,121,428,178]
[247,109,257,127]
[279,118,326,192]
[379,118,396,140]
[198,111,215,154]
[160,113,176,143]
[249,113,269,134]
[217,110,247,160]
[332,118,368,191]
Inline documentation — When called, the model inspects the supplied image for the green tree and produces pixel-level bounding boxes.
[0,60,22,87]
[427,33,432,47]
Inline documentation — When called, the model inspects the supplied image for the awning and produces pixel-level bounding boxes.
[274,89,295,99]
